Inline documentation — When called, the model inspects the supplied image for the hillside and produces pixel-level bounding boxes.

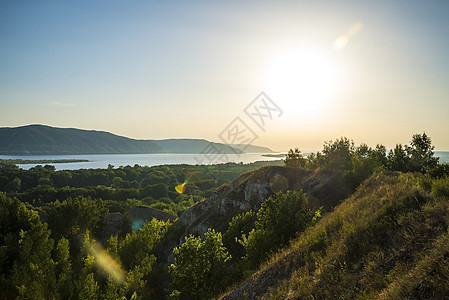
[179,166,350,237]
[221,172,449,299]
[0,125,273,155]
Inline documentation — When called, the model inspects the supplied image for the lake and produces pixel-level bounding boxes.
[1,151,447,171]
[0,153,282,170]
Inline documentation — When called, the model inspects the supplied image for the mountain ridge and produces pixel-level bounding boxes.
[0,124,274,155]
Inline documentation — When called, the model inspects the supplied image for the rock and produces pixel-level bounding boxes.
[179,166,350,237]
[102,212,123,239]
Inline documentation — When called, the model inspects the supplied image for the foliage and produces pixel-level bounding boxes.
[322,137,355,170]
[387,144,409,171]
[283,148,306,168]
[428,163,449,178]
[387,133,439,173]
[54,237,74,299]
[169,229,231,300]
[119,218,169,270]
[0,193,57,299]
[405,132,439,172]
[241,190,320,268]
[45,196,108,239]
[223,210,255,261]
[344,143,386,189]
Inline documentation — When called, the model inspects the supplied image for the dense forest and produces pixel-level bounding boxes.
[1,133,448,299]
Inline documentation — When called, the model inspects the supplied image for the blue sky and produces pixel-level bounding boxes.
[1,0,448,151]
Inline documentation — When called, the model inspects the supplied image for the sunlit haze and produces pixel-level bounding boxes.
[1,1,448,151]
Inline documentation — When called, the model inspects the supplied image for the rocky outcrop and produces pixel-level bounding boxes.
[179,166,349,237]
[102,212,123,239]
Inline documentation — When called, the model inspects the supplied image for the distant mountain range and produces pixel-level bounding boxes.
[0,125,273,155]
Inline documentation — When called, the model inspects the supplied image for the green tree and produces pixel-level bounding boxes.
[306,151,325,169]
[387,144,409,172]
[406,132,438,173]
[344,144,387,189]
[118,219,169,298]
[223,210,255,260]
[322,137,355,170]
[169,229,231,300]
[46,196,108,239]
[141,183,167,199]
[0,193,57,299]
[284,148,306,168]
[54,237,74,299]
[118,218,169,270]
[111,176,125,189]
[5,177,21,193]
[11,217,56,299]
[78,272,100,300]
[242,190,319,268]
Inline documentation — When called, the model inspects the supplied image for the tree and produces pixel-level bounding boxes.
[306,151,325,169]
[54,237,74,299]
[46,196,108,239]
[322,137,355,170]
[387,144,409,172]
[111,176,125,189]
[284,148,306,168]
[117,218,169,297]
[0,193,57,299]
[169,229,231,299]
[223,210,255,261]
[406,132,438,173]
[344,144,387,189]
[78,272,100,300]
[119,218,169,270]
[242,190,320,267]
[5,177,21,193]
[141,183,167,199]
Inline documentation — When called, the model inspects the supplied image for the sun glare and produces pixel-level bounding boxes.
[265,49,339,115]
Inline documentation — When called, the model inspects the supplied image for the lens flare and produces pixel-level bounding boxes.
[175,174,192,194]
[333,21,363,51]
[175,183,186,194]
[85,240,126,284]
[132,219,144,231]
[333,35,348,50]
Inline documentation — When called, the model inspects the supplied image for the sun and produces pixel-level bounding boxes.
[265,49,339,114]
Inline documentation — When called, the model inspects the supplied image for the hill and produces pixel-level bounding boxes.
[221,172,449,299]
[179,166,350,237]
[0,125,273,155]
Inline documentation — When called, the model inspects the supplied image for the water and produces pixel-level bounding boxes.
[435,151,449,164]
[1,151,447,171]
[0,153,282,170]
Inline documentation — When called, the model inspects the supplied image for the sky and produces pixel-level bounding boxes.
[1,0,448,151]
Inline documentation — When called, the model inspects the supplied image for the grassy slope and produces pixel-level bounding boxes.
[221,172,449,299]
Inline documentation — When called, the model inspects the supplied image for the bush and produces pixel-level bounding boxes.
[431,177,449,198]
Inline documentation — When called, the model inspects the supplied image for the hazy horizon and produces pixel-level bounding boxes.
[1,1,448,151]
